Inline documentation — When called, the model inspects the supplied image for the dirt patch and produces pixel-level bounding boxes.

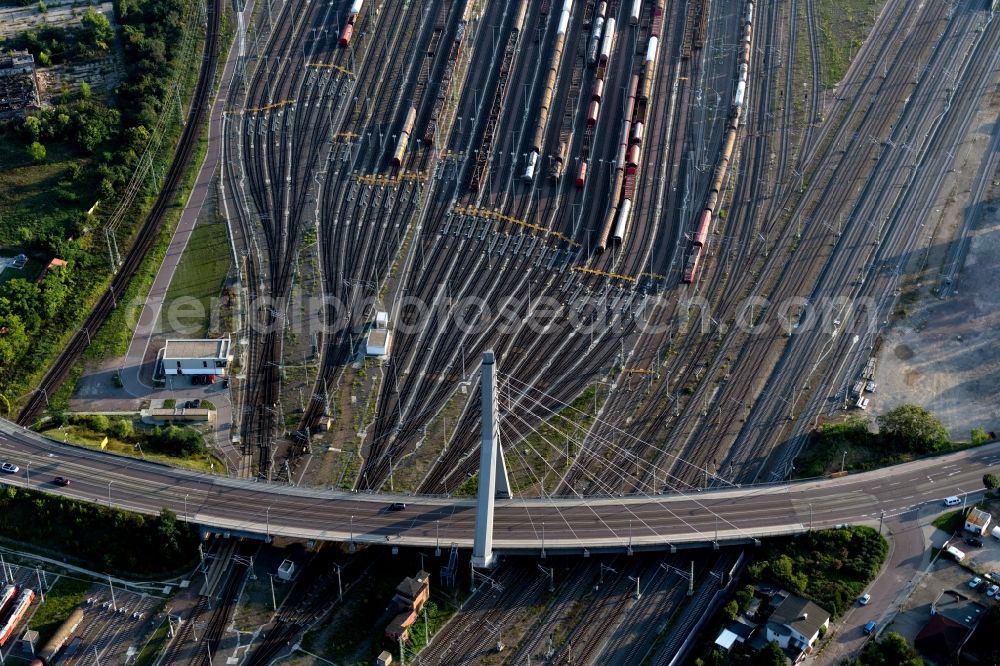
[875,79,1000,440]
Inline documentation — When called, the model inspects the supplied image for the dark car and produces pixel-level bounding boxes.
[863,620,876,635]
[966,537,984,548]
[53,476,70,486]
[388,502,407,511]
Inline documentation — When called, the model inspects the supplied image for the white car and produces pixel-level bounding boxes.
[987,585,999,598]
[858,593,871,606]
[0,462,18,474]
[970,577,983,589]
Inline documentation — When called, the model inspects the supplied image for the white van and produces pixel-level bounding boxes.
[991,526,1000,540]
[944,496,962,507]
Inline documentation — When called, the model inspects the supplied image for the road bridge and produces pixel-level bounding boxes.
[0,413,994,560]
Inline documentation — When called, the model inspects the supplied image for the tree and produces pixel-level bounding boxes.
[722,599,739,622]
[0,315,30,368]
[753,641,787,666]
[108,418,133,441]
[155,508,180,555]
[735,584,755,613]
[79,81,92,99]
[984,473,1000,491]
[856,631,922,666]
[876,404,949,453]
[23,115,42,141]
[27,141,46,162]
[88,414,109,432]
[972,427,990,446]
[81,8,114,51]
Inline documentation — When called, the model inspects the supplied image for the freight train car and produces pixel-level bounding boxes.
[682,0,754,283]
[339,0,364,46]
[391,106,417,167]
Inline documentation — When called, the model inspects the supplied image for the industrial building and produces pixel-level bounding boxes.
[0,50,39,119]
[159,338,233,376]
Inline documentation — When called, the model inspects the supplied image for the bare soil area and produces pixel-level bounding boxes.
[875,95,1000,440]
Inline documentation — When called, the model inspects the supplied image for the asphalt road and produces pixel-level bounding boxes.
[1,417,997,554]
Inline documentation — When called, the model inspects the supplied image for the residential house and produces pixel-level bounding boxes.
[764,592,830,662]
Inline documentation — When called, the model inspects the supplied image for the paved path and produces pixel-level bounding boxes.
[104,0,257,472]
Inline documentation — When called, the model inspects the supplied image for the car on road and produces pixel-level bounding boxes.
[944,496,962,506]
[53,476,70,486]
[966,537,984,548]
[863,620,877,635]
[858,593,871,606]
[970,577,983,589]
[388,502,407,511]
[0,462,19,473]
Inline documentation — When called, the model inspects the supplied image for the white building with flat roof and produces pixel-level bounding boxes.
[160,338,233,376]
[365,311,392,358]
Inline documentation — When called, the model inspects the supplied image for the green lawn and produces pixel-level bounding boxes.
[42,422,224,473]
[0,138,95,247]
[29,575,93,646]
[816,0,883,87]
[162,219,232,338]
[933,509,966,534]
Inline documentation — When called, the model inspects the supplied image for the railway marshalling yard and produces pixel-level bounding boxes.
[21,0,999,662]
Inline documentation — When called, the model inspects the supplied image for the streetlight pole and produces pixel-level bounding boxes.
[841,450,847,473]
[184,494,189,522]
[266,506,271,539]
[107,480,113,507]
[809,503,813,530]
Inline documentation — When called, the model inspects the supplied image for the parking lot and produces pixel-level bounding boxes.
[879,503,1000,646]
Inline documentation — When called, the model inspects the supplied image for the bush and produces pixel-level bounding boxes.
[876,404,949,453]
[147,425,205,456]
[87,414,110,432]
[27,141,46,161]
[972,427,990,446]
[107,417,133,440]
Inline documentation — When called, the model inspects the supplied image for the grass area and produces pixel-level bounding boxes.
[815,0,882,87]
[0,136,96,246]
[509,382,610,495]
[132,609,170,666]
[405,597,460,657]
[933,509,967,534]
[162,219,232,338]
[0,486,199,576]
[42,422,224,473]
[29,575,93,646]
